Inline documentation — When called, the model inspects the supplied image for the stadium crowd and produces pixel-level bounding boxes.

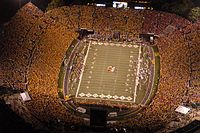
[0,2,199,131]
[142,10,190,35]
[183,21,200,104]
[0,3,43,90]
[120,28,190,129]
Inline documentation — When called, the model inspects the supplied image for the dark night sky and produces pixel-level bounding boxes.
[0,0,50,24]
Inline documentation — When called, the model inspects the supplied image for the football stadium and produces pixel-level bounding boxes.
[0,0,200,133]
[58,34,159,120]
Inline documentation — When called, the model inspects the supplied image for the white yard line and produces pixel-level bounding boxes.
[133,45,142,103]
[113,47,122,93]
[99,45,108,94]
[75,41,91,97]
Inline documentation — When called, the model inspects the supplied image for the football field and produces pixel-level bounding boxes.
[75,40,142,103]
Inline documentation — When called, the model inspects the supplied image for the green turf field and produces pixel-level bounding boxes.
[75,40,144,103]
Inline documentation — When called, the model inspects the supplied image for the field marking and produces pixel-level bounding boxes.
[76,41,139,101]
[75,41,91,97]
[113,47,122,94]
[133,45,142,103]
[98,44,108,93]
[76,96,134,103]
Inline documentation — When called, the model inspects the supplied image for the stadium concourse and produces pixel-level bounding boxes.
[0,2,199,132]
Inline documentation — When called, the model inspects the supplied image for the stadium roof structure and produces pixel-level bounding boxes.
[66,0,152,9]
[0,2,200,132]
[69,0,151,3]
